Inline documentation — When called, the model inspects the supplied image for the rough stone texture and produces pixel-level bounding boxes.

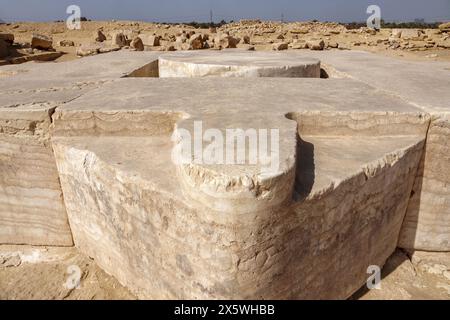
[0,104,72,245]
[130,37,144,51]
[144,35,160,47]
[31,34,53,50]
[49,77,428,298]
[0,52,162,246]
[95,30,106,42]
[111,32,127,47]
[296,50,450,251]
[399,114,450,250]
[0,33,14,45]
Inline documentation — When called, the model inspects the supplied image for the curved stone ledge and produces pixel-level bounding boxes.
[159,51,321,78]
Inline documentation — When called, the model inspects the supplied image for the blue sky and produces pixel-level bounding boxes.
[1,0,449,23]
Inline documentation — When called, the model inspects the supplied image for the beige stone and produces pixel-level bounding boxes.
[59,40,74,47]
[144,35,160,46]
[95,30,107,42]
[31,34,53,50]
[111,32,127,47]
[439,22,450,33]
[214,34,238,49]
[130,37,144,51]
[307,39,325,50]
[272,42,288,50]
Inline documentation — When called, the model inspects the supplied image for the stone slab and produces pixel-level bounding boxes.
[159,51,321,78]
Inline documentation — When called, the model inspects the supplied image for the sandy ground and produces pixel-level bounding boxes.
[0,245,448,300]
[0,245,135,300]
[353,250,450,300]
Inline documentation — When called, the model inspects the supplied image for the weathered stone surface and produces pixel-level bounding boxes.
[307,39,325,50]
[400,29,421,40]
[0,51,163,246]
[31,34,53,50]
[0,49,449,299]
[272,42,288,51]
[0,105,72,246]
[76,44,100,57]
[189,34,204,50]
[294,50,450,251]
[214,34,238,49]
[438,22,450,33]
[51,132,423,299]
[144,35,160,46]
[111,32,127,47]
[399,115,450,251]
[95,30,107,42]
[0,33,14,45]
[158,51,321,78]
[59,40,74,47]
[130,37,144,51]
[48,77,428,298]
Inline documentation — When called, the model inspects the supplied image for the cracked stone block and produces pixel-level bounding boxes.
[49,78,429,298]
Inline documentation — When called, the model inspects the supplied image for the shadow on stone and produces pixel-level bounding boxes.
[294,135,315,202]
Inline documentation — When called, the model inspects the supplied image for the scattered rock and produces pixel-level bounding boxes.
[76,44,100,57]
[111,32,127,47]
[272,42,288,50]
[98,46,121,54]
[242,35,250,44]
[214,34,238,49]
[290,28,309,34]
[59,40,75,47]
[130,37,144,51]
[391,29,402,38]
[209,27,217,34]
[176,34,187,44]
[290,41,307,49]
[9,51,63,64]
[306,39,325,50]
[438,22,450,33]
[144,35,160,46]
[189,33,205,50]
[237,44,255,51]
[95,30,107,42]
[401,29,421,40]
[164,45,176,51]
[31,34,53,50]
[0,33,14,45]
[327,41,339,49]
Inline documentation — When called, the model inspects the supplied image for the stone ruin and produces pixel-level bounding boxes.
[0,49,449,299]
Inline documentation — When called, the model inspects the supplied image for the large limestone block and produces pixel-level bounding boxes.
[0,106,72,245]
[399,115,450,251]
[50,77,427,298]
[51,131,424,299]
[294,50,450,251]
